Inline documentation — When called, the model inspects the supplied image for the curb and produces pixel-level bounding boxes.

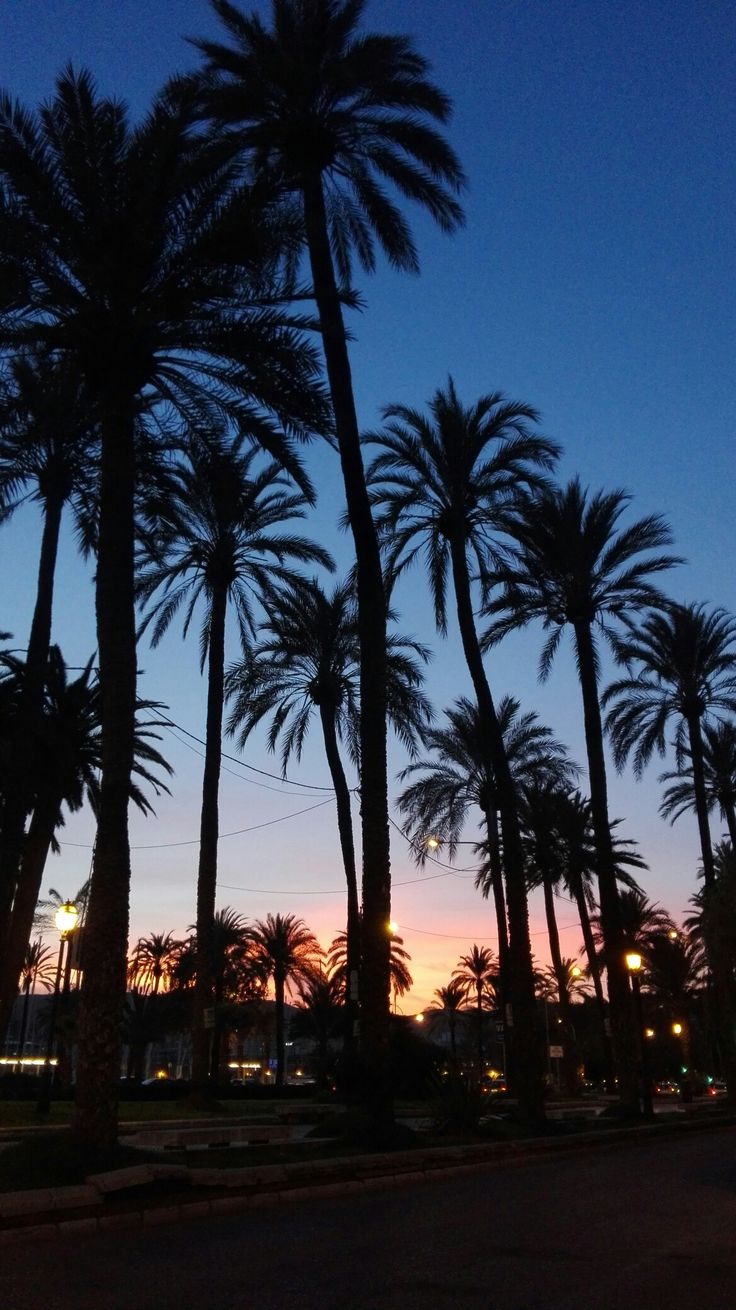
[2,1110,734,1245]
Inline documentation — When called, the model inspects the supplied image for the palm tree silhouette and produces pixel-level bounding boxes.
[0,66,328,1144]
[484,476,679,1110]
[249,912,322,1087]
[427,978,467,1064]
[138,438,330,1090]
[0,649,171,1049]
[226,573,431,1085]
[659,720,736,849]
[368,378,558,1118]
[452,945,497,1079]
[15,938,56,1059]
[194,0,465,1113]
[129,932,182,997]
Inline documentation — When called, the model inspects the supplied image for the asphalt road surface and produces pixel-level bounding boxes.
[5,1128,736,1310]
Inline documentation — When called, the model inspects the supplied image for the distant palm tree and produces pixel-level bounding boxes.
[16,938,56,1058]
[194,0,465,1114]
[128,932,182,996]
[291,972,344,1090]
[0,66,327,1145]
[484,477,679,1109]
[659,720,736,848]
[368,378,558,1119]
[138,439,330,1090]
[452,945,497,1078]
[0,650,171,1050]
[327,929,412,1013]
[249,913,323,1087]
[226,573,431,1083]
[427,978,467,1063]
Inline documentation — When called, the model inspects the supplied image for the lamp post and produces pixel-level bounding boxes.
[625,950,653,1117]
[36,902,79,1115]
[672,1020,693,1103]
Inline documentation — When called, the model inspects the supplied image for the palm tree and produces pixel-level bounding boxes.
[0,649,172,1051]
[128,932,182,996]
[427,978,467,1063]
[137,439,330,1090]
[0,67,328,1145]
[15,938,56,1058]
[368,380,558,1118]
[291,971,344,1089]
[194,0,465,1116]
[452,945,497,1079]
[659,719,736,851]
[0,351,97,912]
[249,912,322,1087]
[484,477,679,1110]
[226,573,431,1085]
[327,929,412,1013]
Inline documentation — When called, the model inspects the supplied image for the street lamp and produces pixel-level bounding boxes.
[36,902,79,1114]
[672,1020,693,1103]
[625,950,653,1117]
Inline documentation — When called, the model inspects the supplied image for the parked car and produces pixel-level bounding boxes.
[653,1079,679,1096]
[708,1079,727,1097]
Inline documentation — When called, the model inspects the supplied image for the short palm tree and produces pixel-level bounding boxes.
[368,378,558,1119]
[128,932,182,996]
[484,477,679,1109]
[226,573,431,1084]
[249,913,323,1087]
[427,978,467,1063]
[15,938,56,1058]
[0,67,327,1145]
[194,0,465,1114]
[0,649,171,1051]
[452,945,497,1078]
[327,929,412,1012]
[659,720,736,849]
[138,439,330,1089]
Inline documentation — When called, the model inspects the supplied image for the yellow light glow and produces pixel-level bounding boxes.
[672,1022,683,1036]
[569,965,582,978]
[388,920,399,935]
[425,837,440,851]
[644,1027,655,1039]
[414,1012,424,1023]
[625,951,643,972]
[668,929,678,941]
[154,1069,168,1080]
[55,901,79,937]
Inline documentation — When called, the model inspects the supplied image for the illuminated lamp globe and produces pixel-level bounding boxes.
[55,902,79,938]
[624,951,642,973]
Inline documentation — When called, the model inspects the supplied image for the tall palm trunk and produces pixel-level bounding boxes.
[0,491,64,960]
[541,872,578,1095]
[479,801,511,1065]
[685,712,736,1094]
[318,702,360,1091]
[302,171,390,1117]
[74,396,137,1149]
[192,582,228,1093]
[449,536,543,1120]
[0,793,58,1048]
[569,867,615,1090]
[274,970,286,1089]
[573,622,638,1109]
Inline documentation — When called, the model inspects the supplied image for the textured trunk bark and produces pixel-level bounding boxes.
[573,621,638,1110]
[0,491,64,961]
[0,793,57,1049]
[74,396,137,1148]
[318,701,360,1092]
[571,870,615,1090]
[302,171,391,1120]
[449,537,544,1120]
[480,802,511,1070]
[191,583,227,1094]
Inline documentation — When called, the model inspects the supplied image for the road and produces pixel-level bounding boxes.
[5,1128,736,1310]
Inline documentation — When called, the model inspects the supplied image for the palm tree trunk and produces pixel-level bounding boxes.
[0,491,64,961]
[275,972,285,1089]
[479,801,512,1075]
[192,583,228,1095]
[573,621,638,1110]
[449,535,544,1120]
[570,870,615,1090]
[17,979,32,1059]
[686,713,736,1095]
[541,873,578,1095]
[302,170,391,1120]
[0,793,58,1050]
[74,396,137,1149]
[318,702,360,1093]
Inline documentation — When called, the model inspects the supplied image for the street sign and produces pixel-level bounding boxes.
[549,1045,564,1059]
[204,1007,216,1030]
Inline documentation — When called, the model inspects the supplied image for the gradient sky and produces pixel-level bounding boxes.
[2,0,735,1011]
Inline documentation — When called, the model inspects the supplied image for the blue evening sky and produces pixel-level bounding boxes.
[1,0,734,1007]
